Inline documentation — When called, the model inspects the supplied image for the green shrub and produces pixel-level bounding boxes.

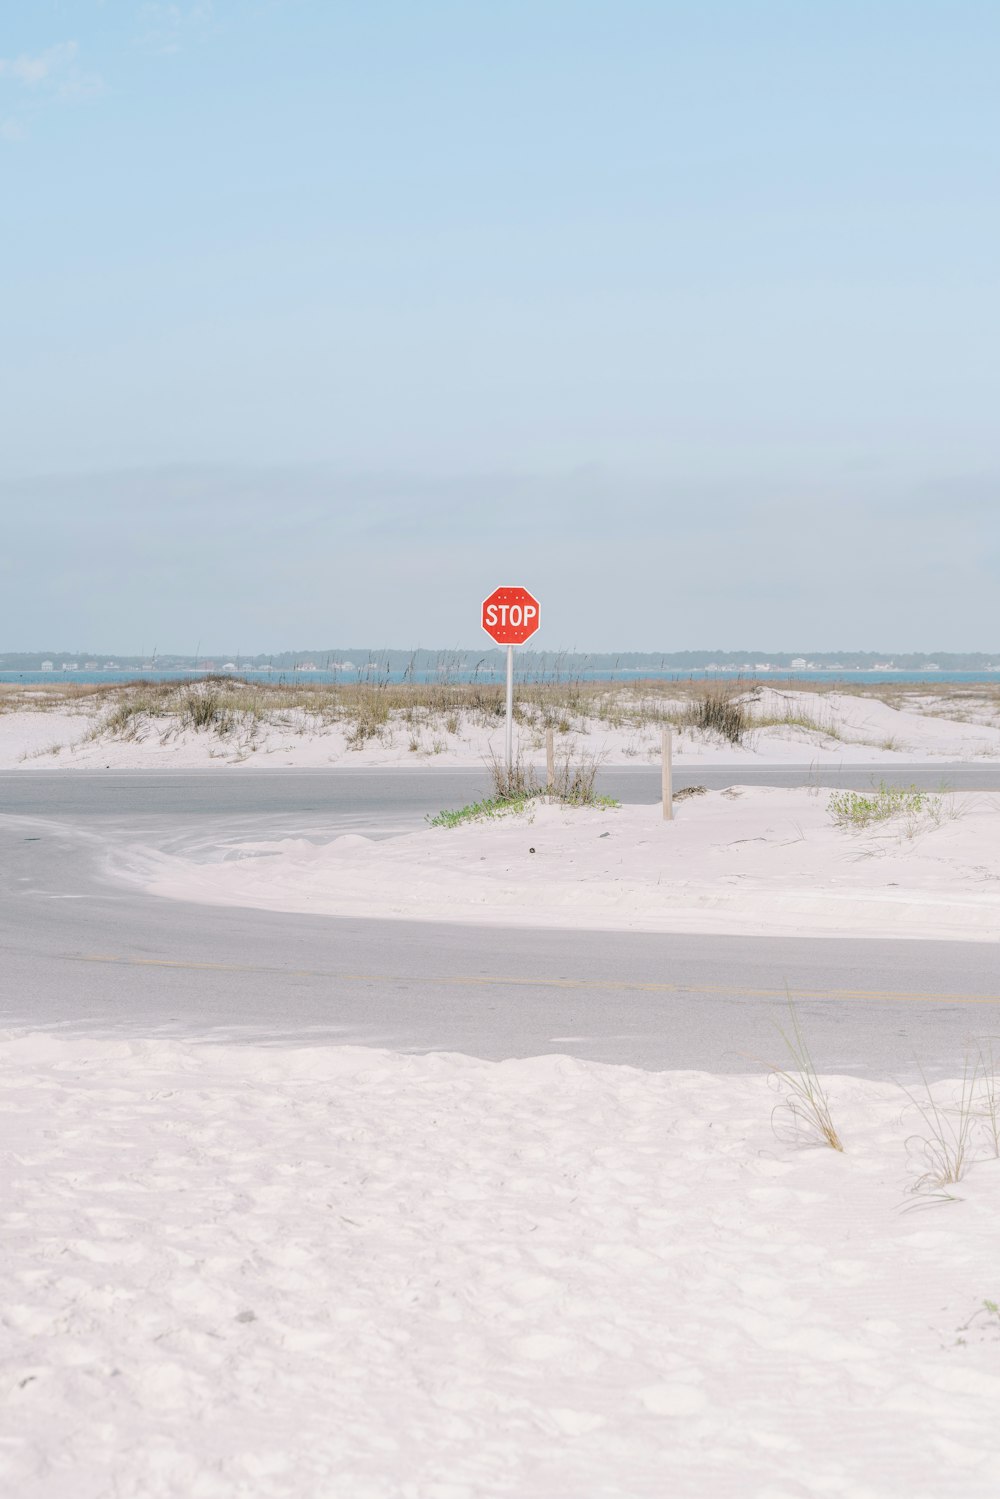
[827,782,939,829]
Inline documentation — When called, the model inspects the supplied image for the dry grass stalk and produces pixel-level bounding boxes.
[902,1058,982,1193]
[683,682,755,746]
[768,999,844,1152]
[975,1040,1000,1157]
[486,752,537,801]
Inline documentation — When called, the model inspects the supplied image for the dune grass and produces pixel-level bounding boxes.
[432,747,617,826]
[768,999,844,1152]
[683,683,754,745]
[766,1003,1000,1200]
[5,674,1000,756]
[902,1059,983,1196]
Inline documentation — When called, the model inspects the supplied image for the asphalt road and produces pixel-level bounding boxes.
[3,768,999,1077]
[4,762,998,821]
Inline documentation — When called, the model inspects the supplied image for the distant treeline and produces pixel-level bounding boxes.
[3,648,998,672]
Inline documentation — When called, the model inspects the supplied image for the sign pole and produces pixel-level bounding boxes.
[505,643,514,771]
[481,587,540,780]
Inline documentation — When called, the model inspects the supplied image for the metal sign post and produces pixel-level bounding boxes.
[481,585,541,772]
[505,643,514,769]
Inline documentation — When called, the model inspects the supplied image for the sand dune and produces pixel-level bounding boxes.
[123,786,1000,942]
[3,1033,999,1498]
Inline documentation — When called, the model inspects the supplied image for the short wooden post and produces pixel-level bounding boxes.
[661,727,673,820]
[545,727,555,791]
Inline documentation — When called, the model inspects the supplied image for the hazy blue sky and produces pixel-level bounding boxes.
[2,1,998,652]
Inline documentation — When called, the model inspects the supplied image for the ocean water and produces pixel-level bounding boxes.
[2,668,997,687]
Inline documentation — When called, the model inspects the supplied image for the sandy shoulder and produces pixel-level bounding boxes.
[121,787,1000,942]
[3,1032,999,1498]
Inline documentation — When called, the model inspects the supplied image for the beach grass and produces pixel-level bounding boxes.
[4,674,1000,753]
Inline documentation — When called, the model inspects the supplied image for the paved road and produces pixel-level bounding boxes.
[3,762,998,822]
[3,769,998,1077]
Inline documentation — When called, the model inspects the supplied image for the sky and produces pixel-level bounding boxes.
[2,0,999,653]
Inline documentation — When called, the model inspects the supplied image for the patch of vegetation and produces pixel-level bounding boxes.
[90,683,174,741]
[345,689,391,747]
[430,748,619,829]
[427,793,542,828]
[827,782,940,829]
[428,790,620,829]
[12,675,999,766]
[751,710,842,739]
[903,1058,982,1196]
[486,750,537,801]
[764,1005,1000,1206]
[768,998,844,1152]
[952,1300,1000,1346]
[548,749,605,804]
[181,689,229,731]
[684,685,753,746]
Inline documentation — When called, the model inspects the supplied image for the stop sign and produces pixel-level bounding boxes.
[481,585,540,645]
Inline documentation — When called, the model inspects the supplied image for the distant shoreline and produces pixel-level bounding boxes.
[2,667,999,686]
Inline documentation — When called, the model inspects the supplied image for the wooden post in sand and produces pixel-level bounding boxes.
[661,727,673,820]
[545,727,555,791]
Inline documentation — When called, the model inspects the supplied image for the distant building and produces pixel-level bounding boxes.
[61,662,79,670]
[84,661,98,669]
[40,660,54,671]
[790,657,807,670]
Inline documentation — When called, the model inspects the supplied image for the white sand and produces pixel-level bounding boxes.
[3,1033,999,1498]
[6,688,1000,768]
[126,787,1000,942]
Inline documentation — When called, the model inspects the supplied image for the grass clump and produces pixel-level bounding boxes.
[827,782,940,830]
[90,682,175,741]
[976,1040,1000,1158]
[751,709,841,739]
[903,1059,982,1196]
[433,749,617,828]
[180,689,229,731]
[428,793,541,828]
[684,685,752,746]
[98,700,149,740]
[487,751,538,801]
[548,749,604,804]
[344,689,391,747]
[900,1043,1000,1204]
[768,999,844,1151]
[429,787,619,828]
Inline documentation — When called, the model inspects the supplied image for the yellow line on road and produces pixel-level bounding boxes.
[72,953,1000,1004]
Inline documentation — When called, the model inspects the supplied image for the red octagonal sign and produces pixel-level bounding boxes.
[481,585,541,645]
